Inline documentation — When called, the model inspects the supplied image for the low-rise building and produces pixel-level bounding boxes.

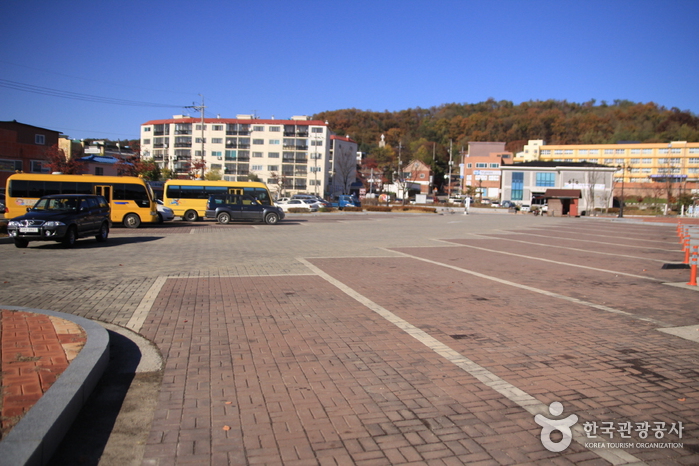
[500,161,616,215]
[460,142,513,200]
[0,121,59,187]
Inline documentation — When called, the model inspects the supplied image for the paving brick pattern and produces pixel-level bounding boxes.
[2,214,698,464]
[0,310,86,437]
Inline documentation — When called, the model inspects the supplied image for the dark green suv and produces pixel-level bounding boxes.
[205,194,285,225]
[7,194,111,248]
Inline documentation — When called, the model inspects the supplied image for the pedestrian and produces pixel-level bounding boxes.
[463,196,471,215]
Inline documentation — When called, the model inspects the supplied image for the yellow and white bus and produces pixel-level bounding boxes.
[163,180,273,221]
[5,173,158,228]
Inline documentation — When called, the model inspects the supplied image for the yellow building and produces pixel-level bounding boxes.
[516,140,699,186]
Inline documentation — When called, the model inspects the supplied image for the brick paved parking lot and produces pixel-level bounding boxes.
[1,212,698,465]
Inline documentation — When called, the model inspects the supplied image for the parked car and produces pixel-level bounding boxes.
[448,197,463,205]
[277,199,318,212]
[6,194,111,248]
[156,199,175,223]
[205,194,285,225]
[330,195,361,209]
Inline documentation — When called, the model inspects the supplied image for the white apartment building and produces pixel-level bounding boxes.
[140,115,358,198]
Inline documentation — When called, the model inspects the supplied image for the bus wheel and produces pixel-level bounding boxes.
[123,213,141,229]
[264,212,279,225]
[184,210,199,222]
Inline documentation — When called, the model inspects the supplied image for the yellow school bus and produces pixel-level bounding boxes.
[163,180,273,221]
[5,173,158,228]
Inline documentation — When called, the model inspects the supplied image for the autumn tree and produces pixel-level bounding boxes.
[45,144,85,174]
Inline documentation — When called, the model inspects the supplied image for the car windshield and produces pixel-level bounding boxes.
[31,198,79,211]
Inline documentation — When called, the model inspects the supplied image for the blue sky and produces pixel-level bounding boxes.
[1,0,698,141]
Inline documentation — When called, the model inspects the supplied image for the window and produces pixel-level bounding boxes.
[476,163,487,168]
[604,159,613,164]
[467,163,472,168]
[589,149,599,155]
[689,148,699,154]
[642,148,652,154]
[311,140,323,146]
[211,151,222,158]
[253,139,264,145]
[535,172,555,187]
[511,172,523,200]
[615,149,626,154]
[604,149,614,155]
[269,126,281,132]
[195,138,206,144]
[211,138,223,144]
[268,165,279,171]
[251,165,263,171]
[252,152,263,158]
[195,124,207,131]
[689,158,699,164]
[554,150,563,155]
[212,125,223,131]
[268,152,280,158]
[225,150,236,160]
[564,149,573,155]
[35,134,45,145]
[630,149,640,154]
[541,150,551,155]
[95,167,103,176]
[144,127,152,132]
[253,126,264,132]
[30,160,47,173]
[658,148,669,154]
[489,163,499,168]
[671,148,681,154]
[311,127,323,133]
[642,158,652,164]
[578,150,588,155]
[615,159,624,164]
[0,159,23,172]
[143,139,151,145]
[269,139,280,145]
[630,158,640,164]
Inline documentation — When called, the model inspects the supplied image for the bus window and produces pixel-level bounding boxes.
[245,187,271,205]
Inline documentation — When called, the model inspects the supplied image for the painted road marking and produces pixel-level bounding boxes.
[298,257,645,465]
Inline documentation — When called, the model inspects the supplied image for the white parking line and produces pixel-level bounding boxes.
[425,239,665,282]
[297,257,645,465]
[458,233,674,263]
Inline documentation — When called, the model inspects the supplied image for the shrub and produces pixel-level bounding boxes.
[342,206,363,212]
[288,208,312,213]
[365,206,392,212]
[319,207,337,212]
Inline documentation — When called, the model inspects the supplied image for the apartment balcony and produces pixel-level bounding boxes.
[296,145,308,151]
[295,157,308,163]
[153,155,164,161]
[296,131,309,137]
[282,171,295,177]
[237,144,250,149]
[237,156,250,162]
[153,143,165,148]
[176,155,192,161]
[174,143,192,148]
[175,130,192,135]
[154,131,165,136]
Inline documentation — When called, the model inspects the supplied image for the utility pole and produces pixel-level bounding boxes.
[447,140,453,197]
[185,94,206,179]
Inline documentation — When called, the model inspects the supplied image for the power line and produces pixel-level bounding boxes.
[0,79,184,108]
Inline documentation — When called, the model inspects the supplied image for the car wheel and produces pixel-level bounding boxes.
[184,210,199,222]
[95,222,109,242]
[123,213,141,229]
[62,226,77,248]
[14,238,28,248]
[217,212,231,224]
[264,212,279,225]
[157,212,164,224]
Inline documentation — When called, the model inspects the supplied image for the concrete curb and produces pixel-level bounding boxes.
[0,306,109,466]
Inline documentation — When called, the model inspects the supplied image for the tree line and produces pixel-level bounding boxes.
[313,99,699,179]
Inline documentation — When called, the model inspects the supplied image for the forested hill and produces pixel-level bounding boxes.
[313,99,699,160]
